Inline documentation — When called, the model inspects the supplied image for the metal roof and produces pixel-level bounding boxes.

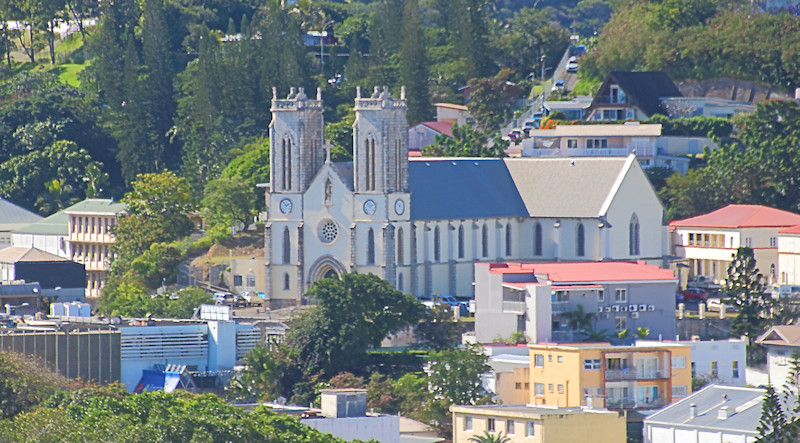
[0,198,42,227]
[644,385,765,434]
[64,199,126,215]
[12,211,68,235]
[0,246,72,263]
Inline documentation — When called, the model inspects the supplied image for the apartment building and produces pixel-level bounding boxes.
[527,342,692,411]
[65,199,126,298]
[450,404,625,443]
[670,204,800,286]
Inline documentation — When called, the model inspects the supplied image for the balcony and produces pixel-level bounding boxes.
[523,142,655,159]
[605,368,668,381]
[606,398,663,410]
[551,301,570,313]
[596,96,628,105]
[502,301,526,314]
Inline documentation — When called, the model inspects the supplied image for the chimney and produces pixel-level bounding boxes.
[718,406,731,420]
[689,403,697,419]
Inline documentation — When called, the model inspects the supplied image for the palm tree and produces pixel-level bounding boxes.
[562,304,596,331]
[582,327,613,342]
[468,431,511,443]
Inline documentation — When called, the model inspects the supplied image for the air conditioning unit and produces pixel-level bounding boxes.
[639,304,647,312]
[612,305,620,312]
[648,305,655,311]
[629,305,638,312]
[598,307,604,313]
[620,306,628,312]
[631,312,640,319]
[605,307,612,313]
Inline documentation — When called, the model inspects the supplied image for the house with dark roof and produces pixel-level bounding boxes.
[670,204,800,286]
[757,325,800,391]
[585,71,682,122]
[0,246,86,302]
[643,385,767,443]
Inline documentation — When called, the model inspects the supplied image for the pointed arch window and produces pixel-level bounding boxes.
[434,226,441,262]
[398,273,404,291]
[365,137,376,191]
[367,229,376,265]
[283,138,292,191]
[534,222,543,256]
[458,225,465,259]
[576,223,585,257]
[629,214,640,256]
[505,223,512,256]
[397,228,404,264]
[482,224,489,258]
[282,228,291,264]
[395,140,402,191]
[283,273,290,290]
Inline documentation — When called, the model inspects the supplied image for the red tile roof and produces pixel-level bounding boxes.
[434,102,469,111]
[483,261,675,283]
[420,121,454,138]
[779,224,800,234]
[669,204,800,229]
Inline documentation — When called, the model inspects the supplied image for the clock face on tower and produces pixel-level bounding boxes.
[395,199,405,215]
[363,199,377,215]
[279,199,293,214]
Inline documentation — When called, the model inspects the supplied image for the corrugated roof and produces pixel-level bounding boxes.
[484,261,675,283]
[670,204,800,229]
[12,211,68,235]
[645,385,764,434]
[756,325,800,347]
[0,198,41,226]
[0,246,71,263]
[64,199,126,215]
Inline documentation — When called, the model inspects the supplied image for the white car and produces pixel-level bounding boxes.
[706,298,737,312]
[566,62,579,73]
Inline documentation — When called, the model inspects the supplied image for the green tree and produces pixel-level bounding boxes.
[287,273,423,377]
[229,342,300,402]
[562,304,596,332]
[222,138,270,210]
[724,247,774,363]
[758,385,789,443]
[0,352,74,419]
[423,123,508,157]
[467,69,522,130]
[399,0,433,125]
[414,303,461,350]
[648,0,717,31]
[201,176,255,230]
[469,431,511,443]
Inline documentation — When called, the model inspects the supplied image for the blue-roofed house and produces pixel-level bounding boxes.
[262,86,668,307]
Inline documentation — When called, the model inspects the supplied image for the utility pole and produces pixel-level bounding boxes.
[541,54,547,101]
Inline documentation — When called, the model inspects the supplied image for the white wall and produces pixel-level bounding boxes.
[301,415,399,443]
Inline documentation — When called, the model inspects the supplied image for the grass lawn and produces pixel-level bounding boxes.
[53,63,87,87]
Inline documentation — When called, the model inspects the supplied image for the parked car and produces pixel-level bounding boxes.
[241,291,265,307]
[213,292,230,304]
[568,56,578,63]
[706,297,737,312]
[507,128,523,142]
[771,284,800,299]
[687,275,723,292]
[421,294,469,315]
[572,44,587,56]
[680,288,709,302]
[566,62,579,73]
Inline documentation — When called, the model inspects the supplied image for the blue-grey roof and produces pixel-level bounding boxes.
[12,211,68,235]
[408,159,529,221]
[645,385,765,434]
[0,198,41,226]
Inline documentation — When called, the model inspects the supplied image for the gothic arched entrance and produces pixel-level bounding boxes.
[307,255,348,283]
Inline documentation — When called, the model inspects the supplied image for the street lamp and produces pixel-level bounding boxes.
[540,54,547,100]
[320,20,335,76]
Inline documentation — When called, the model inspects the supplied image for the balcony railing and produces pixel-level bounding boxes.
[502,301,526,314]
[605,368,668,381]
[606,398,663,410]
[524,143,655,159]
[551,301,570,313]
[551,330,580,342]
[595,96,628,104]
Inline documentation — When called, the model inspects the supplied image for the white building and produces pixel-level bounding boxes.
[263,86,669,308]
[643,385,764,443]
[0,197,42,250]
[756,325,800,390]
[302,389,400,443]
[670,204,800,286]
[11,211,70,258]
[777,224,800,285]
[641,337,747,387]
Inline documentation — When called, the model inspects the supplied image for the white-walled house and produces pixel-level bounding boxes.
[263,86,669,308]
[756,325,800,390]
[11,211,70,258]
[640,337,747,387]
[777,225,800,285]
[670,205,800,285]
[474,261,678,344]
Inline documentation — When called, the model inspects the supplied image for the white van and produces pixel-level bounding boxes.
[771,285,800,299]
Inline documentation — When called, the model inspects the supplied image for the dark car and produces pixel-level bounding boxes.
[680,288,709,302]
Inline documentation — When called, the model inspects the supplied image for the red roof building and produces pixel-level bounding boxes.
[669,204,800,229]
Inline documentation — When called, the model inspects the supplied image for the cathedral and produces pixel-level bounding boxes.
[263,86,667,307]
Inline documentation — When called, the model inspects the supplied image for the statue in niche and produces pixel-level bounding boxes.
[324,178,332,206]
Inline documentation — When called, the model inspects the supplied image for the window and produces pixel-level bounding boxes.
[515,382,522,390]
[597,290,605,302]
[672,385,688,398]
[365,138,376,191]
[505,224,512,256]
[482,224,489,257]
[283,273,290,290]
[246,275,256,288]
[732,361,739,379]
[282,228,291,264]
[691,362,696,376]
[688,233,694,245]
[557,384,564,393]
[534,223,543,256]
[585,138,608,149]
[745,237,753,247]
[548,383,554,392]
[615,289,627,303]
[233,275,243,286]
[558,356,563,363]
[487,418,495,432]
[548,355,552,362]
[554,291,569,302]
[397,228,404,264]
[567,139,578,149]
[576,223,585,256]
[711,361,718,378]
[534,354,544,367]
[464,416,472,431]
[771,237,777,248]
[526,421,535,437]
[458,225,465,259]
[282,138,292,191]
[367,229,376,265]
[629,214,640,255]
[433,226,441,262]
[584,359,601,370]
[398,273,404,291]
[615,316,627,331]
[672,356,686,369]
[534,383,544,396]
[506,420,515,435]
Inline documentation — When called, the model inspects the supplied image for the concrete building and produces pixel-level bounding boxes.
[474,262,678,344]
[11,210,69,258]
[0,246,85,302]
[0,197,42,249]
[434,102,472,126]
[450,404,626,443]
[527,342,692,411]
[301,389,400,443]
[777,224,800,285]
[756,325,800,390]
[408,121,453,153]
[660,97,755,119]
[670,204,800,285]
[643,385,764,443]
[264,86,669,308]
[480,344,531,404]
[65,199,126,298]
[642,337,747,387]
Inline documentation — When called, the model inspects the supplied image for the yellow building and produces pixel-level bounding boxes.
[450,404,626,443]
[527,342,692,410]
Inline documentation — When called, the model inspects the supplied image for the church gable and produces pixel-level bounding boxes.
[304,162,354,210]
